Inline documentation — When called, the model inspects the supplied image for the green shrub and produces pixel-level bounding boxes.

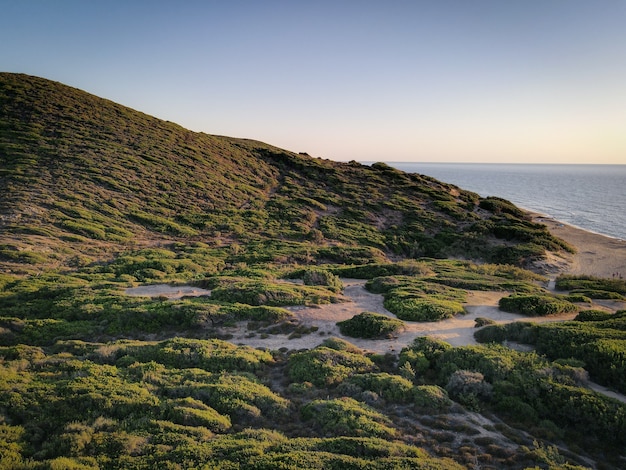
[413,385,452,410]
[210,279,342,306]
[337,312,404,339]
[555,274,626,295]
[574,310,614,322]
[169,397,231,431]
[302,268,343,293]
[301,397,396,438]
[479,197,526,217]
[287,346,376,387]
[499,294,578,316]
[319,337,363,353]
[385,297,464,322]
[118,338,274,373]
[445,370,492,410]
[346,373,414,403]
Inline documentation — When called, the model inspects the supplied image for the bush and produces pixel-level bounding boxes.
[574,310,614,322]
[385,297,465,322]
[346,373,414,403]
[169,398,231,431]
[555,274,626,295]
[301,397,396,438]
[413,385,452,410]
[337,312,404,339]
[499,294,578,316]
[302,268,343,293]
[210,279,342,306]
[445,370,493,410]
[287,346,376,387]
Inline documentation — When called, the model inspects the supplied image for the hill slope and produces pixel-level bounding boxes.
[3,73,624,470]
[0,72,570,273]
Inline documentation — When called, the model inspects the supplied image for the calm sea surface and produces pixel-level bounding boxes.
[382,163,626,240]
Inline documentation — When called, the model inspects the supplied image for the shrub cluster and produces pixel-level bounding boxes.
[499,294,578,316]
[337,311,404,339]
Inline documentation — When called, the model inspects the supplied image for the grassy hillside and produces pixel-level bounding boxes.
[3,73,621,469]
[1,73,571,274]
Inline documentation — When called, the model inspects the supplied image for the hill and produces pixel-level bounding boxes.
[4,73,624,469]
[1,72,571,274]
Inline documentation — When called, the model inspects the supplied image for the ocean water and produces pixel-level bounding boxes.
[383,163,626,240]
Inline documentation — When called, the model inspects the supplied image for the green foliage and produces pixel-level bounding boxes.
[412,385,453,410]
[301,397,396,438]
[574,309,614,322]
[346,373,414,403]
[331,260,434,279]
[385,296,465,322]
[556,274,626,298]
[287,346,376,387]
[365,275,467,322]
[445,370,493,410]
[479,197,527,218]
[209,277,344,306]
[168,397,232,431]
[117,338,274,373]
[499,294,578,316]
[337,312,404,339]
[302,268,344,293]
[415,340,626,451]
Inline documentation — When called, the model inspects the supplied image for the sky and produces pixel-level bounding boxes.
[1,0,625,164]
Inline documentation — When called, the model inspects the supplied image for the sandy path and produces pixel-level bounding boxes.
[223,280,600,354]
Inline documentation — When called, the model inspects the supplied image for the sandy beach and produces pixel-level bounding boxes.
[532,212,626,278]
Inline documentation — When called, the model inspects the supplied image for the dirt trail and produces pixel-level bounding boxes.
[221,279,592,353]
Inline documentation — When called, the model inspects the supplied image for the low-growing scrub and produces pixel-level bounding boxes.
[555,274,626,295]
[337,311,404,339]
[499,294,578,316]
[301,397,396,438]
[385,296,465,322]
[208,278,344,306]
[287,346,376,387]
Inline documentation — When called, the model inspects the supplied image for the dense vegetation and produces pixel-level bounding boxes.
[0,73,623,468]
[337,311,404,339]
[1,73,573,275]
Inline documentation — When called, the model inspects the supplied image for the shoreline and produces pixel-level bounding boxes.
[531,211,626,279]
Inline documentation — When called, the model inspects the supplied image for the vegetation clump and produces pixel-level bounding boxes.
[287,345,376,387]
[337,311,404,339]
[302,268,344,293]
[301,397,396,438]
[499,294,578,316]
[555,274,626,299]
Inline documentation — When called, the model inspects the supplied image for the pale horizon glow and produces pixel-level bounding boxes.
[1,1,625,164]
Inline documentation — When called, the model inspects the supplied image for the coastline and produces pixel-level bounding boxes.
[532,212,626,279]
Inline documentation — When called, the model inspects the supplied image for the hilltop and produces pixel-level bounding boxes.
[1,72,571,274]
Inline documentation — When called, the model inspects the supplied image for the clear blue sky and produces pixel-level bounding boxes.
[2,0,625,163]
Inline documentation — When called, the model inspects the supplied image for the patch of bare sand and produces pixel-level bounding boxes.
[222,281,588,353]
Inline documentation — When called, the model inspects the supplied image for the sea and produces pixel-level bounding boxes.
[378,163,626,241]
